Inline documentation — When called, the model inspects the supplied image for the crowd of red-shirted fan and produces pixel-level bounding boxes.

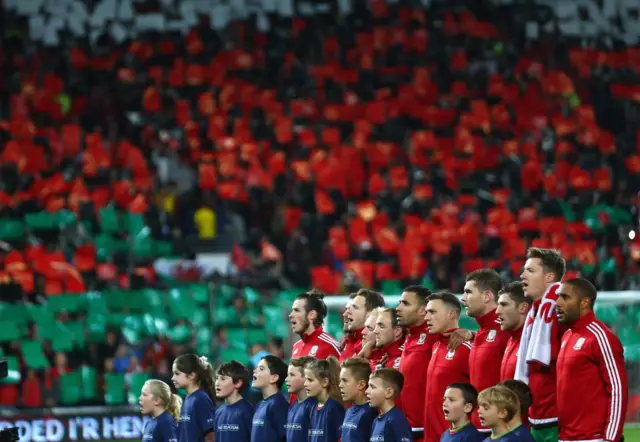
[138,247,628,442]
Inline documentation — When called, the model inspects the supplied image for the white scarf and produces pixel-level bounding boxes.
[515,282,561,384]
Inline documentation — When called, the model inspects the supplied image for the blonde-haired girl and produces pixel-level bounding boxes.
[139,379,181,442]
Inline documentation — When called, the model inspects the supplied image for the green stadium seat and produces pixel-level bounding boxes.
[191,309,209,328]
[122,315,144,345]
[125,212,145,237]
[67,321,86,347]
[624,345,640,363]
[127,372,151,405]
[104,373,126,405]
[459,314,478,332]
[28,305,57,329]
[213,306,236,326]
[20,340,49,370]
[25,212,58,231]
[190,284,210,305]
[81,366,98,400]
[99,207,120,235]
[196,328,212,356]
[0,356,20,384]
[142,313,170,336]
[243,287,260,303]
[381,280,402,295]
[49,324,75,352]
[45,295,85,314]
[59,371,83,404]
[0,303,30,324]
[325,311,343,339]
[262,305,289,339]
[220,347,251,366]
[0,219,25,241]
[225,328,247,350]
[0,321,23,342]
[106,313,128,328]
[247,328,267,346]
[167,324,191,345]
[274,288,305,308]
[618,327,640,346]
[153,240,174,257]
[594,304,619,326]
[167,288,198,321]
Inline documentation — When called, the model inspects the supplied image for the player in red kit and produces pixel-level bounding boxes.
[372,308,405,370]
[459,269,509,432]
[496,282,531,381]
[517,248,568,442]
[396,285,438,442]
[340,289,385,362]
[423,292,471,442]
[556,278,628,442]
[290,290,341,359]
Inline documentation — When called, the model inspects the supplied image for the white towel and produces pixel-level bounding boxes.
[515,282,561,384]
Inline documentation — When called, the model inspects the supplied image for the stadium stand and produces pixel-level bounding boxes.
[0,0,638,413]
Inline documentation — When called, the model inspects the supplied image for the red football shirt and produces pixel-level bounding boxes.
[370,339,404,370]
[339,328,364,362]
[500,326,523,381]
[398,322,437,431]
[291,326,341,359]
[468,309,510,431]
[424,332,471,442]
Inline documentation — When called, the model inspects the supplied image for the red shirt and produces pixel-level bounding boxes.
[398,322,437,430]
[424,331,471,442]
[500,327,523,381]
[291,326,341,359]
[469,310,509,431]
[339,329,364,362]
[524,290,568,424]
[370,339,404,370]
[557,311,627,442]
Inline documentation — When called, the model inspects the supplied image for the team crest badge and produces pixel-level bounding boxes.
[445,349,456,360]
[573,337,586,350]
[309,345,319,357]
[487,330,497,342]
[418,333,427,345]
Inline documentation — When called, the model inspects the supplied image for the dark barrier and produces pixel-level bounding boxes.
[0,406,150,442]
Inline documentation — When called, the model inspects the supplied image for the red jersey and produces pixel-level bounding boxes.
[424,332,471,442]
[557,312,627,442]
[370,339,404,370]
[398,322,437,431]
[468,310,509,431]
[524,293,568,424]
[291,326,341,359]
[339,329,363,362]
[500,327,523,381]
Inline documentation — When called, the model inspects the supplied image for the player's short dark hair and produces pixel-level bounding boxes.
[341,357,372,383]
[465,269,504,302]
[380,307,401,328]
[216,360,250,391]
[526,248,566,282]
[564,278,598,307]
[296,290,328,327]
[349,288,386,312]
[499,380,532,420]
[427,292,462,317]
[371,368,404,398]
[403,285,433,306]
[447,382,479,416]
[260,355,288,389]
[499,281,532,306]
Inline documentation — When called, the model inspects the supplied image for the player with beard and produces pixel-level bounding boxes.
[517,248,567,442]
[556,278,627,442]
[371,308,405,370]
[290,290,341,360]
[395,285,438,442]
[340,289,385,362]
